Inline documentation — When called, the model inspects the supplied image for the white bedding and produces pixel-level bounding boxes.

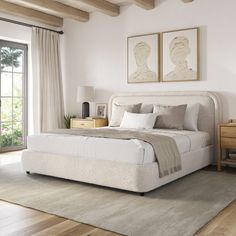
[27,128,210,165]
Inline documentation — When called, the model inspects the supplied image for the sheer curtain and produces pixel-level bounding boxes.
[31,27,64,133]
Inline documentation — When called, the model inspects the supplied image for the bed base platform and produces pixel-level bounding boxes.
[22,146,213,193]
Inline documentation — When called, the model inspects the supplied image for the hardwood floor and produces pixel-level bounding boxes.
[195,199,236,236]
[0,201,122,236]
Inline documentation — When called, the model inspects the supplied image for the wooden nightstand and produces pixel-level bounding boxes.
[217,123,236,171]
[70,118,108,129]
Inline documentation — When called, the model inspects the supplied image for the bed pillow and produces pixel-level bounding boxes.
[120,112,158,129]
[184,103,200,131]
[109,103,142,127]
[153,104,187,130]
[140,104,154,113]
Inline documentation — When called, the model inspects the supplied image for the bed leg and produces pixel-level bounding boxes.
[26,171,30,175]
[140,193,145,196]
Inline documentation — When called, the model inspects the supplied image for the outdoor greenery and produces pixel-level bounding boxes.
[1,48,22,70]
[0,47,23,148]
[0,128,22,147]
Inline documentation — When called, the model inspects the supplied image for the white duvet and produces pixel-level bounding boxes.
[27,128,210,165]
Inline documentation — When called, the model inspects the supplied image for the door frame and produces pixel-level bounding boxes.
[0,39,28,152]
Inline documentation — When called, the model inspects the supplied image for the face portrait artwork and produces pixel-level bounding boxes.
[128,34,159,83]
[96,104,107,118]
[97,106,105,116]
[162,28,199,82]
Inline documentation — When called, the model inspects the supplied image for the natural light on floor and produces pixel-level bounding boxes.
[0,150,22,165]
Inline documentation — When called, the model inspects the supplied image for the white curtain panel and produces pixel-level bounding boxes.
[31,28,64,133]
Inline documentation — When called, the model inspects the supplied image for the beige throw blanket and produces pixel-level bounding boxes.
[50,128,182,177]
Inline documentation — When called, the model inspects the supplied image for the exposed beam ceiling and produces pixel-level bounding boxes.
[0,1,63,27]
[76,0,120,16]
[129,0,154,10]
[6,0,89,22]
[0,0,194,28]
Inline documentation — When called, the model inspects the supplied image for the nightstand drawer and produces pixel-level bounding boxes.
[71,120,94,129]
[221,137,236,148]
[221,126,236,138]
[70,118,108,129]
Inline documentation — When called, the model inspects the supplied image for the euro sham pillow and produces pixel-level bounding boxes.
[184,103,200,131]
[120,111,158,129]
[153,104,187,130]
[140,104,154,113]
[109,103,142,127]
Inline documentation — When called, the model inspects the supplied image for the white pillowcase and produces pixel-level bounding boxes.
[184,103,200,131]
[120,112,158,129]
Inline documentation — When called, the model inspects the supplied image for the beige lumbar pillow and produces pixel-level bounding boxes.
[109,103,142,127]
[153,104,187,130]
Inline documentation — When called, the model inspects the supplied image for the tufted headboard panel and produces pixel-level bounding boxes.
[108,91,222,144]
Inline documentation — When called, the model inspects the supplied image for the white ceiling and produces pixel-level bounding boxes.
[108,0,129,5]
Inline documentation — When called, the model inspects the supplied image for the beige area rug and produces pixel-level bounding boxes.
[1,163,236,236]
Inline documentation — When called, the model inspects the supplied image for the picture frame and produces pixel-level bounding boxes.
[95,103,107,118]
[127,33,160,83]
[161,27,199,82]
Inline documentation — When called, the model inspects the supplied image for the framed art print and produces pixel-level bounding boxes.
[162,28,199,82]
[95,103,107,118]
[127,33,160,83]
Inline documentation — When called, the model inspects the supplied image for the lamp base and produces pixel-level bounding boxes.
[82,102,89,119]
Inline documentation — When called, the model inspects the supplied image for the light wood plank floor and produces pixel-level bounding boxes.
[0,200,122,236]
[195,199,236,236]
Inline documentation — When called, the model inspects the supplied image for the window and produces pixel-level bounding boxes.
[0,40,28,152]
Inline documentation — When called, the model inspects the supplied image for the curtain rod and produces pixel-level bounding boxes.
[0,17,64,35]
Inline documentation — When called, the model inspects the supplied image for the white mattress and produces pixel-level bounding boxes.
[27,129,210,165]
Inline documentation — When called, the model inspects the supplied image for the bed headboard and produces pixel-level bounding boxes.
[108,91,222,144]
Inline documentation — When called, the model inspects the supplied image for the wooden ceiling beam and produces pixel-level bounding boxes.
[0,1,63,27]
[77,0,120,16]
[7,0,89,22]
[182,0,194,2]
[129,0,155,10]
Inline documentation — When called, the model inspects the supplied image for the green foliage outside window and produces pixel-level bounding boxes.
[0,47,24,148]
[1,48,22,70]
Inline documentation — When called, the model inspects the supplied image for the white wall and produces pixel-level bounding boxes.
[0,15,31,43]
[63,0,236,121]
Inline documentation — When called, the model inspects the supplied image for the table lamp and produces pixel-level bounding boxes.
[77,86,94,118]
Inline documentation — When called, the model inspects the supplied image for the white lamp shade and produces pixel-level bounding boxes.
[77,86,94,102]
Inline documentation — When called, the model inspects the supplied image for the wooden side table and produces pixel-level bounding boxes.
[217,123,236,171]
[70,118,108,129]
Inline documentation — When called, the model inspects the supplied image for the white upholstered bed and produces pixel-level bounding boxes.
[22,91,222,193]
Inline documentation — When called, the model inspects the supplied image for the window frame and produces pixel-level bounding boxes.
[0,39,28,152]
